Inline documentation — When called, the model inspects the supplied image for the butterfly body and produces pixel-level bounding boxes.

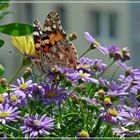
[33,11,79,73]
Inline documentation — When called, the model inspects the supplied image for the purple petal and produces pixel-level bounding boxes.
[84,32,95,44]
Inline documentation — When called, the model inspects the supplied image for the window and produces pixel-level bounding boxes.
[90,11,101,36]
[25,4,33,24]
[108,13,118,38]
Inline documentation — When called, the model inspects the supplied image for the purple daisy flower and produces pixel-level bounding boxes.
[119,107,140,127]
[130,84,140,95]
[79,57,107,74]
[11,77,33,91]
[99,106,129,125]
[67,70,99,84]
[99,78,110,88]
[117,61,140,78]
[10,77,33,98]
[108,44,121,60]
[20,114,54,137]
[84,32,108,55]
[107,81,129,97]
[112,127,140,137]
[91,59,107,73]
[29,83,44,99]
[0,103,20,124]
[41,83,67,105]
[2,92,27,107]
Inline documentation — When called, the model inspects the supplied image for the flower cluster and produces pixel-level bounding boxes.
[1,31,140,138]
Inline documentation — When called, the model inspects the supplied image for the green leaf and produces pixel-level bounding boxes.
[0,85,5,94]
[62,112,79,119]
[0,64,5,76]
[0,23,33,36]
[0,11,11,19]
[0,39,4,48]
[0,3,9,11]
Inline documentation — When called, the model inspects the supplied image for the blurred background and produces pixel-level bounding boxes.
[1,0,140,80]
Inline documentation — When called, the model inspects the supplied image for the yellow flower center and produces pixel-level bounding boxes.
[79,73,87,78]
[34,120,40,125]
[0,95,4,103]
[20,83,28,90]
[46,90,55,98]
[51,67,59,73]
[0,112,9,118]
[132,118,137,122]
[80,130,89,137]
[83,64,90,69]
[124,129,130,134]
[10,95,18,102]
[109,109,118,117]
[104,97,111,104]
[95,41,101,47]
[117,51,123,56]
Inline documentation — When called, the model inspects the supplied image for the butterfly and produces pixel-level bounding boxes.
[33,11,79,73]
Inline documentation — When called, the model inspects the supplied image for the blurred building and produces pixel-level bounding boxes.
[1,1,140,79]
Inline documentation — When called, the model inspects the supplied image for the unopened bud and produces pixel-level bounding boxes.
[0,78,8,87]
[97,89,105,97]
[68,32,77,41]
[23,67,32,79]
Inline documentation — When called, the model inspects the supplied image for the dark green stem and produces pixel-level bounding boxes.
[92,119,102,136]
[98,61,115,77]
[79,48,91,58]
[110,66,119,82]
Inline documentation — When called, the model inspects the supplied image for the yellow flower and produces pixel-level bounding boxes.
[11,35,36,57]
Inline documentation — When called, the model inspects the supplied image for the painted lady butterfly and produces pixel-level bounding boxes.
[33,11,79,73]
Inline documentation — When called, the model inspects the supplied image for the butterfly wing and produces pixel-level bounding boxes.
[33,19,48,73]
[40,11,79,70]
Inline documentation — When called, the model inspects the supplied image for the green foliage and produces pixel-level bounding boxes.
[0,39,4,48]
[0,85,5,94]
[0,11,11,20]
[0,0,10,19]
[0,0,9,11]
[0,23,33,36]
[0,64,5,76]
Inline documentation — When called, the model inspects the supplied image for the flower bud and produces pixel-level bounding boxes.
[23,67,32,79]
[104,97,112,106]
[97,89,105,98]
[71,94,79,103]
[79,130,89,138]
[125,69,131,77]
[65,80,72,87]
[0,78,8,87]
[80,97,87,104]
[68,32,77,41]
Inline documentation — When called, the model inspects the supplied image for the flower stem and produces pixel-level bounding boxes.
[79,48,91,58]
[110,66,119,82]
[9,64,24,84]
[92,119,102,136]
[98,60,115,77]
